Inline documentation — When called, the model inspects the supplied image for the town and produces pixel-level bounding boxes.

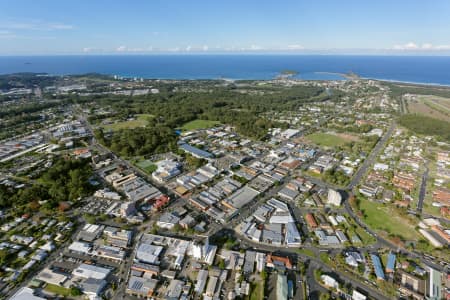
[0,73,449,300]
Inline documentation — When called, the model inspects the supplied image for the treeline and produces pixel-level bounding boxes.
[399,114,450,141]
[0,158,93,212]
[98,126,178,157]
[91,84,345,156]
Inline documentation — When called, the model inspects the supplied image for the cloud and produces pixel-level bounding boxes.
[392,42,450,51]
[116,45,127,52]
[0,19,74,31]
[286,44,304,50]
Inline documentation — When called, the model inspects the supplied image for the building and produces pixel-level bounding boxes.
[277,274,288,300]
[327,189,342,206]
[126,276,158,298]
[152,159,182,183]
[305,213,318,228]
[352,290,367,300]
[386,252,396,273]
[321,274,339,289]
[266,254,293,270]
[398,270,426,299]
[428,267,442,300]
[72,263,111,280]
[156,212,180,229]
[10,287,46,300]
[370,254,385,280]
[80,278,107,297]
[194,269,208,294]
[179,142,214,159]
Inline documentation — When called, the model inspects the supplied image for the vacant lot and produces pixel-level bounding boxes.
[359,199,419,241]
[306,132,354,148]
[44,284,71,297]
[180,119,220,131]
[102,114,153,131]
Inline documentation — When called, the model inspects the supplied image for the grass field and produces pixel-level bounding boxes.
[44,284,71,296]
[250,279,264,300]
[408,95,450,121]
[359,199,419,241]
[306,132,354,148]
[180,119,220,131]
[136,159,157,173]
[102,114,153,131]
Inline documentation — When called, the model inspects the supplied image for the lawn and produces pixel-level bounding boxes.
[44,283,71,296]
[359,199,419,241]
[180,119,220,131]
[306,132,352,148]
[102,114,153,131]
[250,279,264,300]
[136,159,157,174]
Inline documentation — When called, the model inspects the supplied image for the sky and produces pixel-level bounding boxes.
[1,0,450,55]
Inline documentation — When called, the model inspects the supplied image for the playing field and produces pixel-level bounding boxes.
[136,159,157,173]
[181,119,220,131]
[359,199,419,241]
[306,132,353,147]
[102,114,153,131]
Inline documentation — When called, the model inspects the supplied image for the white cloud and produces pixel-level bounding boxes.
[0,20,74,31]
[392,42,450,51]
[116,45,127,52]
[286,44,304,50]
[202,45,209,51]
[186,45,192,51]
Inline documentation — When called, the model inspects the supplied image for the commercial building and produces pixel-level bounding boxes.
[427,267,442,300]
[72,263,111,280]
[277,274,288,300]
[327,189,342,206]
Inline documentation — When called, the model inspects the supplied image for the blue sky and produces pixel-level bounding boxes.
[1,0,450,55]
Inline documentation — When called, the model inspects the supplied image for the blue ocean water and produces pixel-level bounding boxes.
[1,55,450,85]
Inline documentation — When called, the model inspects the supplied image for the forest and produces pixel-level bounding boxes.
[0,158,93,213]
[90,83,344,156]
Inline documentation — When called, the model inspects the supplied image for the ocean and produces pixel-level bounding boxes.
[1,55,450,85]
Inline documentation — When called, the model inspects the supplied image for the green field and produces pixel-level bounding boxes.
[180,119,220,131]
[306,132,351,148]
[136,159,157,173]
[44,284,71,296]
[250,279,264,300]
[102,114,153,131]
[359,199,419,241]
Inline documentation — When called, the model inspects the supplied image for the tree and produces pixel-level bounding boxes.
[70,286,83,296]
[83,213,96,224]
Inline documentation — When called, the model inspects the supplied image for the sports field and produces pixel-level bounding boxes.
[306,132,355,147]
[102,114,153,131]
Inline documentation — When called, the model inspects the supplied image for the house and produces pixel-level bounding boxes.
[321,274,339,289]
[157,213,180,230]
[266,254,292,270]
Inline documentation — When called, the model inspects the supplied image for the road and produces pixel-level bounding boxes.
[347,122,396,190]
[75,108,449,300]
[416,160,429,213]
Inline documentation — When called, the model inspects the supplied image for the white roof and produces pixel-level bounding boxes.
[68,241,91,254]
[10,287,45,300]
[72,263,111,280]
